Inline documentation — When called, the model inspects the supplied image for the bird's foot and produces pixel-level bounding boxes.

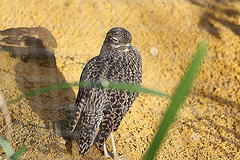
[104,143,112,159]
[113,153,126,160]
[104,150,125,159]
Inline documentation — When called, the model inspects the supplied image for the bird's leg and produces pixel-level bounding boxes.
[110,132,117,155]
[110,132,126,160]
[104,142,111,158]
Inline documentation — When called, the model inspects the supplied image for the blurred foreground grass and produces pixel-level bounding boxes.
[143,41,207,159]
[0,135,26,160]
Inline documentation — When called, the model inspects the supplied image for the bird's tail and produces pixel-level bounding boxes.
[70,102,82,133]
[78,87,107,156]
[78,113,103,156]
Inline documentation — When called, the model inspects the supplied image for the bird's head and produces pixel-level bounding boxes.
[104,27,132,49]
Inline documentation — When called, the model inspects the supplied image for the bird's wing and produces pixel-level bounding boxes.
[70,56,110,156]
[70,56,101,133]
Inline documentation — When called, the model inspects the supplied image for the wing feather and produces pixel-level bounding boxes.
[70,56,110,155]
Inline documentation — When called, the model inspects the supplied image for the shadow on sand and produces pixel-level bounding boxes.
[188,0,240,39]
[0,27,75,155]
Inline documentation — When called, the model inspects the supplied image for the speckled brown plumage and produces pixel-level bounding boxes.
[70,27,142,156]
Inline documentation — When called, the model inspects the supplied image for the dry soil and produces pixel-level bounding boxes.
[0,0,239,159]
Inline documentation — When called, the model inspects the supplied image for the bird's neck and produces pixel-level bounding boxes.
[99,43,136,59]
[99,44,116,57]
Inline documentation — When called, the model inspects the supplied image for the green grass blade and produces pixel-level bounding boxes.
[11,145,26,160]
[7,82,78,105]
[143,41,208,160]
[107,82,170,98]
[0,135,15,158]
[7,82,170,105]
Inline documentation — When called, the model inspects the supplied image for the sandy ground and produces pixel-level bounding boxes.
[0,0,240,159]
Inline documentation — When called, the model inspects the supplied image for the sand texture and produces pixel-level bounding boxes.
[0,0,239,159]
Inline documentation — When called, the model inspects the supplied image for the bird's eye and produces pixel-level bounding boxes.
[111,37,119,43]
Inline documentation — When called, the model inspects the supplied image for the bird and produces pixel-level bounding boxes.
[70,27,142,158]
